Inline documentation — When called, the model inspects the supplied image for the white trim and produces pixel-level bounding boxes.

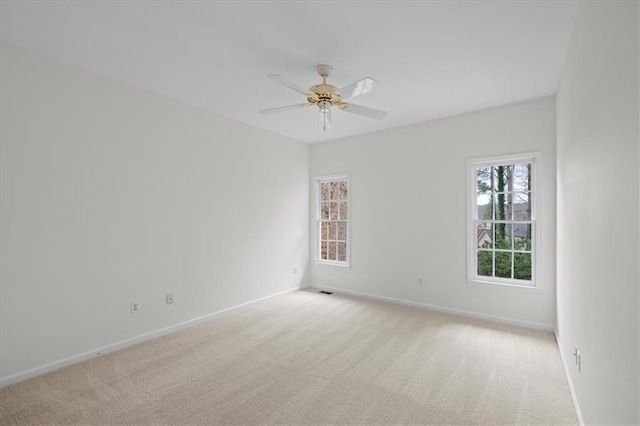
[308,283,554,332]
[313,259,351,268]
[466,152,542,288]
[468,278,543,293]
[467,151,542,168]
[0,286,301,388]
[555,329,585,425]
[314,173,350,183]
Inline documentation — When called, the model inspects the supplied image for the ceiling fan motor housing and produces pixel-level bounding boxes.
[308,90,342,106]
[307,64,344,109]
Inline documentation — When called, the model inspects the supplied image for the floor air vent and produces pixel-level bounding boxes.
[319,290,333,295]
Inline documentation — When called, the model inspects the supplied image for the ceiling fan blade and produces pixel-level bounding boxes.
[340,103,387,120]
[319,108,332,131]
[339,78,379,100]
[267,74,313,96]
[259,103,311,115]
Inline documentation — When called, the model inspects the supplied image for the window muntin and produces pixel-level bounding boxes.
[470,155,538,287]
[317,175,349,265]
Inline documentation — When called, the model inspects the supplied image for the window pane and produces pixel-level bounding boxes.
[477,167,493,194]
[513,163,531,192]
[328,222,337,240]
[513,192,531,220]
[477,251,493,277]
[320,183,331,201]
[507,193,516,221]
[495,193,509,220]
[321,241,328,260]
[339,201,348,220]
[494,165,510,195]
[337,242,346,262]
[489,166,499,192]
[328,242,337,260]
[329,202,339,220]
[321,222,328,240]
[495,252,512,278]
[330,182,339,200]
[338,181,348,200]
[514,253,532,280]
[514,223,532,251]
[321,202,330,220]
[495,223,512,250]
[477,223,493,249]
[477,193,492,220]
[337,221,347,241]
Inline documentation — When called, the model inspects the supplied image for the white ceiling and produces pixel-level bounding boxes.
[1,1,579,144]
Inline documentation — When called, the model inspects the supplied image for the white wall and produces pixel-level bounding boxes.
[556,1,639,424]
[0,44,310,381]
[310,97,557,327]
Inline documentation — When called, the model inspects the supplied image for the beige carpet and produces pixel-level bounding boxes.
[0,289,577,425]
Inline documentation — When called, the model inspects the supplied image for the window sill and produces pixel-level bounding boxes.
[315,260,351,268]
[468,278,542,293]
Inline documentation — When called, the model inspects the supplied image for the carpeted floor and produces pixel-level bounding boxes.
[0,289,577,425]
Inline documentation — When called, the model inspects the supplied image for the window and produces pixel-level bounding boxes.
[468,153,539,287]
[316,174,349,265]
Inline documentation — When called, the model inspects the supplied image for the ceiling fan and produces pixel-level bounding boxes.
[259,64,387,131]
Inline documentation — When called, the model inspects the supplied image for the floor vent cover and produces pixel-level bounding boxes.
[319,290,333,295]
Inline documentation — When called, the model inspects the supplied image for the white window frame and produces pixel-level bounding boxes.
[467,152,542,289]
[314,173,350,267]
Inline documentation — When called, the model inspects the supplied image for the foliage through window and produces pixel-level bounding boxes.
[470,155,538,286]
[317,175,349,264]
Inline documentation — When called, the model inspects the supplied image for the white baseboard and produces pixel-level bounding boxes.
[555,329,584,425]
[308,283,555,332]
[0,286,301,388]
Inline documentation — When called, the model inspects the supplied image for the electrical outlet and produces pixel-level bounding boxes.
[130,302,140,313]
[573,346,581,372]
[417,278,423,286]
[166,294,174,305]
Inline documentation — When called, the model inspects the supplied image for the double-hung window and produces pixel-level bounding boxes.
[316,174,349,266]
[468,153,539,287]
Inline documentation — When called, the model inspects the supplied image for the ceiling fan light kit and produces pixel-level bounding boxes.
[260,64,387,131]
